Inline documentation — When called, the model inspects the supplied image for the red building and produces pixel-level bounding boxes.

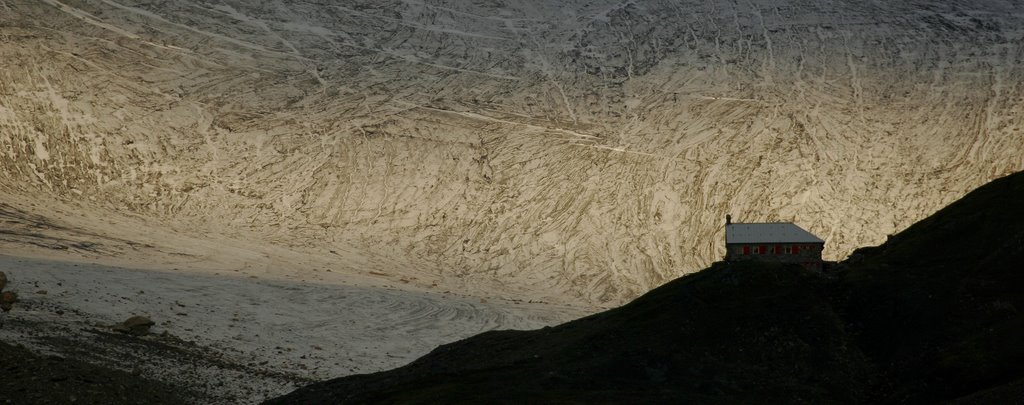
[723,215,825,271]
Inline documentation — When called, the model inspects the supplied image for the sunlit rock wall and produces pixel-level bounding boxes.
[1,0,1022,303]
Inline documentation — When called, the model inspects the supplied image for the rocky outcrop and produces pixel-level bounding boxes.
[112,316,155,336]
[0,292,16,313]
[0,271,13,312]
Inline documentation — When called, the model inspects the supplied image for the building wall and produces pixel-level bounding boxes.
[725,243,824,270]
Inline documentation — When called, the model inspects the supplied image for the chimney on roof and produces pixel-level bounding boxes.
[726,214,732,225]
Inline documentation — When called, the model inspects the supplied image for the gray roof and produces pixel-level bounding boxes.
[725,223,825,244]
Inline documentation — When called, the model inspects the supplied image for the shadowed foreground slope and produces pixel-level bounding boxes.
[0,341,187,404]
[268,171,1024,404]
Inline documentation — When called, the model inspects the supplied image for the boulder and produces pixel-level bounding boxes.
[0,291,16,312]
[112,315,155,336]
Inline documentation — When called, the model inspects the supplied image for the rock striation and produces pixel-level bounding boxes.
[1,0,1022,303]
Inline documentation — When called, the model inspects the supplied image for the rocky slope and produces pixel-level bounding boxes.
[0,340,189,405]
[266,170,1024,404]
[2,0,1023,303]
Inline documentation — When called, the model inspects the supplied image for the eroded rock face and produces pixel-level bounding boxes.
[0,271,7,292]
[1,1,1022,304]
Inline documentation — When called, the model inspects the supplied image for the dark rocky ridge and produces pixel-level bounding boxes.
[267,170,1024,404]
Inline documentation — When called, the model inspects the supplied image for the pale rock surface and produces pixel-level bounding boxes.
[2,0,1023,402]
[0,0,1022,311]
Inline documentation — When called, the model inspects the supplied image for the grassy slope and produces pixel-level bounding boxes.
[268,172,1024,404]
